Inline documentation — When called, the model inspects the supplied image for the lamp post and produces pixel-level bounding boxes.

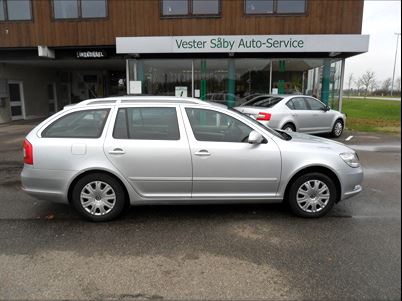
[391,33,401,96]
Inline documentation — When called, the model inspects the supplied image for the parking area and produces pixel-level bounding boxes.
[0,120,400,300]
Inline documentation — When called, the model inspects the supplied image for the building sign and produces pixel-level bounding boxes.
[116,35,369,54]
[76,50,107,59]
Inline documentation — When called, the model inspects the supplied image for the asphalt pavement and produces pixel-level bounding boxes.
[0,120,400,300]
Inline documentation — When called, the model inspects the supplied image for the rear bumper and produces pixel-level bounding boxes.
[21,166,74,204]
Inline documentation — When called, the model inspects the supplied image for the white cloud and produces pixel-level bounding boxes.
[345,0,401,86]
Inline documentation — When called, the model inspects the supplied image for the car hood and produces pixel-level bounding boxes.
[283,131,354,153]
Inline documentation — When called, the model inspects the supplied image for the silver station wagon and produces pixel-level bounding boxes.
[21,97,363,221]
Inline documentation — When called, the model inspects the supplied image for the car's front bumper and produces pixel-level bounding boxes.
[338,166,364,202]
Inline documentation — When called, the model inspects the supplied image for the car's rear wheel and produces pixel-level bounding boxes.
[71,173,126,222]
[331,119,344,137]
[282,123,296,132]
[288,173,337,218]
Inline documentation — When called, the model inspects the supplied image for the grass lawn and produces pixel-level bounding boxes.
[342,98,401,134]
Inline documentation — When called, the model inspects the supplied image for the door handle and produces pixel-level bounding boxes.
[194,150,211,157]
[109,148,125,155]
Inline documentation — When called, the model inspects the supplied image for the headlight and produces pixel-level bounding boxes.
[340,152,360,168]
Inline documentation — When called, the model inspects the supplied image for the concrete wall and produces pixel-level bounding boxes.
[0,64,58,123]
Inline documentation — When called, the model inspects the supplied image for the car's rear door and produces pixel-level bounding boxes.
[104,104,192,199]
[286,97,311,132]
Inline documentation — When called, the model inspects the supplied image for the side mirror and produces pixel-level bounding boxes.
[248,131,263,144]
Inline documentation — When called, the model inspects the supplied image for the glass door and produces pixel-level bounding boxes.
[8,81,25,120]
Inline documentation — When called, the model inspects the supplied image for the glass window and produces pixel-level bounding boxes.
[53,0,79,19]
[289,97,308,110]
[0,0,5,20]
[277,0,305,13]
[3,0,31,21]
[113,108,180,140]
[245,0,274,14]
[304,97,325,110]
[81,0,107,18]
[162,0,188,16]
[43,109,110,138]
[245,0,306,15]
[185,108,253,143]
[192,0,219,15]
[53,0,107,19]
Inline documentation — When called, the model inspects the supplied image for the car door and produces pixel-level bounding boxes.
[304,97,333,132]
[181,106,282,199]
[286,97,311,132]
[104,105,192,198]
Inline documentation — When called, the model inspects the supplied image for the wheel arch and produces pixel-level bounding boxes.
[67,169,130,206]
[280,120,297,131]
[283,166,342,203]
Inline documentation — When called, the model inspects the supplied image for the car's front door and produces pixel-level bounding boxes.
[104,105,192,198]
[304,97,333,132]
[182,106,282,199]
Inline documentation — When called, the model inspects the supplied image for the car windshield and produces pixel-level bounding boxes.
[242,96,283,108]
[228,108,291,140]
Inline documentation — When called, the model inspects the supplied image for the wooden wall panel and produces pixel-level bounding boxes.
[0,0,364,48]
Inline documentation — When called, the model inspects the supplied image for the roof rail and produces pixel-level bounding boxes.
[74,96,206,107]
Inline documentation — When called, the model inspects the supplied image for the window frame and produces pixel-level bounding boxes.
[41,108,111,139]
[244,0,308,16]
[287,97,308,110]
[184,107,256,143]
[112,107,181,141]
[0,0,33,22]
[51,0,108,21]
[160,0,221,19]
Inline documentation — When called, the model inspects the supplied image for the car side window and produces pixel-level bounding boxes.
[113,107,180,140]
[304,97,326,110]
[286,100,295,110]
[185,108,253,143]
[42,109,110,138]
[290,97,308,110]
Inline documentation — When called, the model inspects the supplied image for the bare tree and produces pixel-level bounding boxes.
[359,70,376,98]
[395,77,401,93]
[381,78,393,94]
[347,73,354,99]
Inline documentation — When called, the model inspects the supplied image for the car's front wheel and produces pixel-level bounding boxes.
[288,173,337,218]
[71,173,126,222]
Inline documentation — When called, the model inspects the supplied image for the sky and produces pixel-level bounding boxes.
[345,0,401,87]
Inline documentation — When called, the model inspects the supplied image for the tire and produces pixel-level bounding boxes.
[71,173,126,222]
[282,123,296,132]
[287,173,337,218]
[331,119,344,138]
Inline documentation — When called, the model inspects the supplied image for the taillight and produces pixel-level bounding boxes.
[256,112,271,121]
[23,139,33,165]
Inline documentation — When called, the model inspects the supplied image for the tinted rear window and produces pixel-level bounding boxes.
[42,109,110,138]
[243,96,283,108]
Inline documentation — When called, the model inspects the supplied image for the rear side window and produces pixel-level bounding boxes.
[113,107,180,140]
[42,109,110,138]
[288,97,308,110]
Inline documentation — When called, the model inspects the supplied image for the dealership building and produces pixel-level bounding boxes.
[0,0,369,123]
